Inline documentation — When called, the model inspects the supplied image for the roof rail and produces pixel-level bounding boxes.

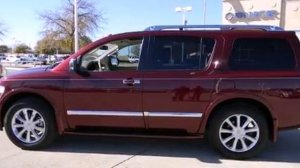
[144,25,284,31]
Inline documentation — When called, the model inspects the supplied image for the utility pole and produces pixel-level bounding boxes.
[74,0,79,53]
[203,0,207,25]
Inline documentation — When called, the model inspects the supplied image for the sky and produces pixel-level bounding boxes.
[0,0,221,48]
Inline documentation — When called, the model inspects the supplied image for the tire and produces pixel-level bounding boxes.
[4,97,57,150]
[207,103,269,159]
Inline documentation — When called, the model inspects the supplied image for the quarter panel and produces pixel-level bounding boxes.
[199,74,300,135]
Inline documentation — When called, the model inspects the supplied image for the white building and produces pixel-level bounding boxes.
[222,0,300,39]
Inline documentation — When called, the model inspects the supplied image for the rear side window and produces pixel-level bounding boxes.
[142,36,215,70]
[229,38,295,70]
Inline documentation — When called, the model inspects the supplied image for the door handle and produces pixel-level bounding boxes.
[122,79,141,85]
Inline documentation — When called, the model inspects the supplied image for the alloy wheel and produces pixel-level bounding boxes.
[11,108,46,144]
[219,114,260,153]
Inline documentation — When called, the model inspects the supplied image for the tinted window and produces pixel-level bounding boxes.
[143,36,215,70]
[229,38,295,70]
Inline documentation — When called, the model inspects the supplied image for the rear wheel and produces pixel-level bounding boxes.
[4,97,57,150]
[208,104,269,159]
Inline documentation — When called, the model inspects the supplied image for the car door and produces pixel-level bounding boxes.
[64,36,145,129]
[140,34,217,133]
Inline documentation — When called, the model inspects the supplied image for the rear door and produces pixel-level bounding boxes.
[140,34,217,133]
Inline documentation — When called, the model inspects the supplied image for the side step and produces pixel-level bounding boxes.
[64,131,204,140]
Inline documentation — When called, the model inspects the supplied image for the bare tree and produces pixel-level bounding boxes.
[39,0,105,53]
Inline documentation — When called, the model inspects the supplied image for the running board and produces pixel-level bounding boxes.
[64,131,204,139]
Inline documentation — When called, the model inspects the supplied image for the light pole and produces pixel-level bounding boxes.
[203,0,207,25]
[74,0,79,53]
[175,6,193,25]
[11,37,16,55]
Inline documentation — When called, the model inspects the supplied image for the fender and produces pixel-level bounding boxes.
[0,87,68,134]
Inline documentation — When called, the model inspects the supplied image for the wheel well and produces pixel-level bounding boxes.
[206,98,274,141]
[1,93,55,128]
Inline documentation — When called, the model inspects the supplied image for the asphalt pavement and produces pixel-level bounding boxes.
[0,129,299,168]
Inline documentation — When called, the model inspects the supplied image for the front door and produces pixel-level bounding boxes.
[65,37,145,129]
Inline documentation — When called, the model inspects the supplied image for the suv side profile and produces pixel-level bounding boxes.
[0,25,300,159]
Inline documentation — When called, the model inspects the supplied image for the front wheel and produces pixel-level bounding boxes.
[4,98,57,150]
[207,104,269,159]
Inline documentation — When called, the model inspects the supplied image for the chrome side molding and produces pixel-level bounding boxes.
[67,110,143,117]
[147,112,203,118]
[67,110,203,118]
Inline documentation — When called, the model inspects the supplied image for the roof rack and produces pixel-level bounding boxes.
[144,25,284,31]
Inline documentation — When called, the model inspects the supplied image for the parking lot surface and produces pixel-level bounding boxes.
[0,129,299,168]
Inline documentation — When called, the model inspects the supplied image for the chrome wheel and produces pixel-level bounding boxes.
[219,114,260,153]
[11,108,46,144]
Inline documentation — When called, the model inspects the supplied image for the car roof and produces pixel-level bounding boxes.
[144,25,284,31]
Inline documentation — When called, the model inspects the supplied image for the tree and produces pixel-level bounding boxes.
[80,35,92,47]
[39,0,105,53]
[0,45,9,53]
[15,44,31,54]
[35,37,57,55]
[35,34,92,54]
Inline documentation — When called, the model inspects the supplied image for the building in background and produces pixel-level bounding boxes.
[222,0,300,39]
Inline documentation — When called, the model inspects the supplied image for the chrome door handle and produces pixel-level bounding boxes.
[122,79,141,85]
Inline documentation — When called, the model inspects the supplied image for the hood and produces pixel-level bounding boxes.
[3,66,49,80]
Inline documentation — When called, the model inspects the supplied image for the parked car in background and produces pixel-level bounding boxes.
[5,55,21,63]
[0,54,6,62]
[128,56,139,63]
[36,56,47,65]
[0,63,3,77]
[21,55,38,63]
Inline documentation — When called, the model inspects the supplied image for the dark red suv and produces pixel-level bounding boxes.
[1,25,300,159]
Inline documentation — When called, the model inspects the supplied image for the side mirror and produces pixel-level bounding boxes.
[69,58,78,72]
[109,56,119,70]
[70,58,90,76]
[110,56,119,66]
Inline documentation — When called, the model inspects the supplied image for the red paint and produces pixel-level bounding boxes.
[0,29,300,141]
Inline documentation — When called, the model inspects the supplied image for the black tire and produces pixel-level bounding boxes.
[207,103,269,159]
[4,97,57,150]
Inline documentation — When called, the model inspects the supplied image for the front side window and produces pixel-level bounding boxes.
[143,36,215,70]
[229,38,296,70]
[80,38,142,72]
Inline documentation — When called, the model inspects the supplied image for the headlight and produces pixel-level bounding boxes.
[0,86,5,94]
